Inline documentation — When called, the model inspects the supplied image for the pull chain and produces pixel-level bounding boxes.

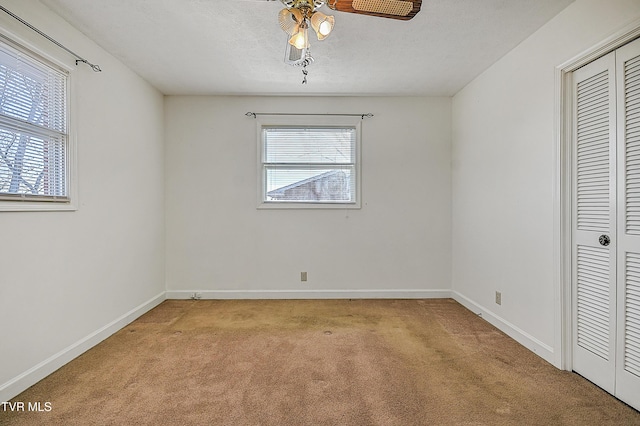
[296,49,313,85]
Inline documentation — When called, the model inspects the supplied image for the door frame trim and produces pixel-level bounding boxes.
[555,19,640,370]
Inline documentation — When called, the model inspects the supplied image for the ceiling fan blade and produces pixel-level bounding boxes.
[327,0,421,20]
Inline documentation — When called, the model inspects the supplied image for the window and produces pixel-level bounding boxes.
[258,118,361,208]
[0,35,70,207]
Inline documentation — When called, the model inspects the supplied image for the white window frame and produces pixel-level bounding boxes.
[0,29,77,212]
[257,116,362,209]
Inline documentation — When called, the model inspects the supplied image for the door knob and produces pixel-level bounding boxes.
[599,234,611,246]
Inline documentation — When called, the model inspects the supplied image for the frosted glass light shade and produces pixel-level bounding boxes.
[310,12,334,40]
[278,8,304,35]
[289,25,309,49]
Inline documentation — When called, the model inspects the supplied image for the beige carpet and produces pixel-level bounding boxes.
[2,299,639,425]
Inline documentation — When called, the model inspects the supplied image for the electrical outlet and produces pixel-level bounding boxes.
[301,272,307,282]
[495,291,502,305]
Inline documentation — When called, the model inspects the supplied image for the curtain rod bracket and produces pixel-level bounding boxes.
[0,5,102,72]
[76,59,102,72]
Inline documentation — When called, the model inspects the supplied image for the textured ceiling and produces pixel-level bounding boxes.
[38,0,574,96]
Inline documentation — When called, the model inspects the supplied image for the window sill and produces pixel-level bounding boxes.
[258,201,361,210]
[0,200,77,212]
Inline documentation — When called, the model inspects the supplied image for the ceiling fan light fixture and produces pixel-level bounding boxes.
[276,0,420,84]
[289,23,310,49]
[310,12,334,39]
[279,8,304,35]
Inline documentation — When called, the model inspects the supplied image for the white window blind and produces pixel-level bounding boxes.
[0,37,68,201]
[261,126,358,205]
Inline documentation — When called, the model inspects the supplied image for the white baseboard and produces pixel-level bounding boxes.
[0,291,166,403]
[451,291,556,365]
[165,289,453,300]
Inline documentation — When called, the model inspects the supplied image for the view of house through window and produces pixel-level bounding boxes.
[261,126,359,206]
[0,36,69,201]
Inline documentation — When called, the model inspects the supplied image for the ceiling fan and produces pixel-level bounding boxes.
[275,0,422,83]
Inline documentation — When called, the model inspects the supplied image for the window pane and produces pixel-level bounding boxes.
[266,168,355,202]
[264,127,355,164]
[0,128,66,197]
[0,44,67,133]
[0,37,69,201]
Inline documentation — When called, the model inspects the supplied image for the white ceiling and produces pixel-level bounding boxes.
[38,0,575,96]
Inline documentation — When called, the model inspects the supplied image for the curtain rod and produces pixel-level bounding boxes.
[0,5,101,72]
[246,112,374,119]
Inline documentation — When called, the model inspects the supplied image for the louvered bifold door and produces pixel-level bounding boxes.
[572,51,617,394]
[615,37,640,412]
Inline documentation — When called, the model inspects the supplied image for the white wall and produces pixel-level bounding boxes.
[165,96,451,298]
[451,0,640,365]
[0,0,165,400]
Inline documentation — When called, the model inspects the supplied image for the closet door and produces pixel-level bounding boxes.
[615,37,640,410]
[572,51,617,394]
